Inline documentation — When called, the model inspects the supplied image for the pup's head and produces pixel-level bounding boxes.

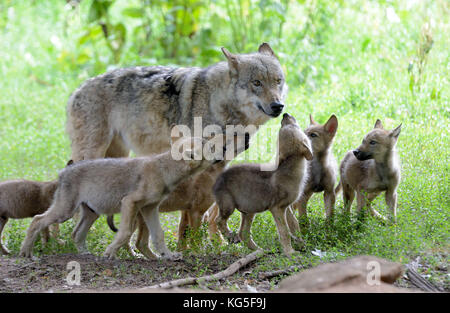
[305,114,338,154]
[278,113,313,161]
[222,43,287,125]
[353,119,402,162]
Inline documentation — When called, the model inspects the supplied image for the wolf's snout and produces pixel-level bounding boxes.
[270,102,284,115]
[353,149,371,161]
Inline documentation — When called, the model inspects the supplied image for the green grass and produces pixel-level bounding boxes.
[0,0,448,288]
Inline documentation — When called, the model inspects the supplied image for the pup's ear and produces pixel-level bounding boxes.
[374,119,384,129]
[309,114,317,125]
[221,47,239,76]
[302,142,313,161]
[258,42,276,58]
[390,123,402,138]
[324,114,338,136]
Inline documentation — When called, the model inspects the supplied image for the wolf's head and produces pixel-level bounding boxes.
[305,114,338,155]
[222,43,287,125]
[278,113,313,161]
[353,119,402,162]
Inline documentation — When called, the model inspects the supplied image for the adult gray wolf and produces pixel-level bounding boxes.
[19,137,222,259]
[66,42,287,161]
[337,119,402,223]
[212,113,313,256]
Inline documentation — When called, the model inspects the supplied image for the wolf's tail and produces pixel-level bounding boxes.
[335,181,342,194]
[106,215,118,232]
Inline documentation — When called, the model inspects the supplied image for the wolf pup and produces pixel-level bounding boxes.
[0,161,74,254]
[213,113,313,256]
[66,43,287,162]
[337,119,402,223]
[19,137,223,259]
[0,180,58,254]
[107,161,228,252]
[291,114,338,222]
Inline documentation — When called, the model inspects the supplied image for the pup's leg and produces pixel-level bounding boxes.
[48,223,65,245]
[176,210,190,251]
[356,190,367,214]
[0,216,10,255]
[238,212,259,250]
[140,204,181,260]
[135,212,157,259]
[205,203,225,244]
[342,183,355,214]
[285,207,301,235]
[41,227,50,245]
[215,194,239,244]
[71,203,99,254]
[270,206,296,256]
[104,196,139,259]
[323,187,336,219]
[385,189,397,223]
[292,190,313,222]
[20,199,77,258]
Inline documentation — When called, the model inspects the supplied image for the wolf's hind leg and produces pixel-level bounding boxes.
[0,216,10,255]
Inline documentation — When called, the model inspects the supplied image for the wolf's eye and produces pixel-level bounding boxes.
[370,140,377,145]
[252,80,262,87]
[276,78,282,85]
[310,133,318,138]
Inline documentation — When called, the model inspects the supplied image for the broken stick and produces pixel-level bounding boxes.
[143,249,265,289]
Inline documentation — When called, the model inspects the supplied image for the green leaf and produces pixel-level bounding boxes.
[122,7,144,18]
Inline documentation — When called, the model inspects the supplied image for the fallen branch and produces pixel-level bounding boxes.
[143,249,265,289]
[405,267,440,292]
[258,265,302,280]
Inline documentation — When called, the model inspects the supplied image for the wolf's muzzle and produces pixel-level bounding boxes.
[353,149,372,161]
[270,102,284,117]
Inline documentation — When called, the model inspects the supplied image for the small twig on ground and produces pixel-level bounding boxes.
[7,261,38,274]
[258,265,302,280]
[143,249,265,289]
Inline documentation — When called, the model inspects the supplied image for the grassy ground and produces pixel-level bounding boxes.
[0,0,448,290]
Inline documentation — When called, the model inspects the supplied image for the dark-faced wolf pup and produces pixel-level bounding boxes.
[337,119,402,223]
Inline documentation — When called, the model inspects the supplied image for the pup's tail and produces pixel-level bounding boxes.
[106,215,118,232]
[335,181,342,194]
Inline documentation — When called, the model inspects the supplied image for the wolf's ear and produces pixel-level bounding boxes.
[374,119,384,129]
[302,142,313,161]
[324,114,338,136]
[390,124,402,138]
[258,42,276,58]
[221,47,239,76]
[309,114,317,125]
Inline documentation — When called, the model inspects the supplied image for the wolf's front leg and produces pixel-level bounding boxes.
[270,206,296,256]
[385,190,397,223]
[140,204,181,260]
[104,196,138,258]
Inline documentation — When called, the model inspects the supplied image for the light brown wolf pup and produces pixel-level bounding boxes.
[213,113,313,256]
[106,161,227,251]
[291,114,338,221]
[0,161,74,254]
[19,137,223,259]
[337,119,402,223]
[0,180,57,255]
